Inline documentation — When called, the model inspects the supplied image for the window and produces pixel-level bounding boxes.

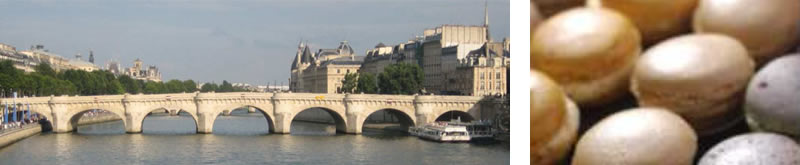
[479,81,485,90]
[496,80,501,90]
[496,71,501,79]
[337,69,340,73]
[480,72,485,80]
[347,69,350,73]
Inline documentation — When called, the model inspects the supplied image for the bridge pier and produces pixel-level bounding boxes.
[346,114,365,134]
[126,112,146,133]
[50,105,73,133]
[196,112,215,134]
[272,112,292,134]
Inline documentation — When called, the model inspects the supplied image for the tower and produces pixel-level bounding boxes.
[484,0,490,42]
[89,50,95,63]
[134,58,142,69]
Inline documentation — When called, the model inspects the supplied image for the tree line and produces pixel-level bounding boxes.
[0,60,250,97]
[339,63,424,95]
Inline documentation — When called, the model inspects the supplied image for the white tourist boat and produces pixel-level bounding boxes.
[408,120,495,142]
[409,121,470,142]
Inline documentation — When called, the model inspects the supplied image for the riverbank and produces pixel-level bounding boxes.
[0,124,41,148]
[0,113,122,149]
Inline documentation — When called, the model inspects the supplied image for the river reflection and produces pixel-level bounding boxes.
[0,113,509,164]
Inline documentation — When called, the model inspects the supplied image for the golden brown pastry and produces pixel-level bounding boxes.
[531,70,580,164]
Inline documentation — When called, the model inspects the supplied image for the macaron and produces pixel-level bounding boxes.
[532,7,641,107]
[531,70,580,164]
[698,133,800,165]
[693,0,800,64]
[587,0,697,45]
[631,34,754,136]
[572,108,697,165]
[745,54,800,136]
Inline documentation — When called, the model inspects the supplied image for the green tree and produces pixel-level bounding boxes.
[219,80,234,92]
[34,62,57,77]
[165,79,185,93]
[182,80,198,92]
[377,63,424,95]
[61,69,95,95]
[200,83,218,92]
[92,70,124,95]
[356,73,378,94]
[118,75,141,94]
[0,60,22,78]
[340,73,358,93]
[144,81,165,94]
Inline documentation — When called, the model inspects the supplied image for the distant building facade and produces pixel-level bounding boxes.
[290,41,363,93]
[123,59,162,82]
[0,43,36,72]
[3,44,100,72]
[359,39,424,76]
[450,41,509,96]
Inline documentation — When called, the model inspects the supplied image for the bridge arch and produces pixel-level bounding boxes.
[138,107,199,133]
[434,110,475,122]
[290,106,348,134]
[360,108,415,133]
[27,106,53,123]
[210,104,276,133]
[64,107,128,133]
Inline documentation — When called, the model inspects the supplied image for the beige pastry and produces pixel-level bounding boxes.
[631,34,754,136]
[532,7,641,107]
[693,0,800,64]
[572,108,697,165]
[587,0,697,45]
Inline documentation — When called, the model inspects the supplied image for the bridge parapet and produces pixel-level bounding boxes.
[272,93,345,105]
[49,95,125,104]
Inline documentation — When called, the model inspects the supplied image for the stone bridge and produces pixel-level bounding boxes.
[2,92,501,134]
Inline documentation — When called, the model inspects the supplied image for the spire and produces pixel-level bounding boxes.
[484,0,491,42]
[89,50,95,63]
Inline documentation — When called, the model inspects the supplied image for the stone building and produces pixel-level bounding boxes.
[360,39,425,76]
[18,45,70,71]
[14,44,99,72]
[421,25,489,94]
[290,41,364,93]
[123,58,162,82]
[450,42,509,96]
[0,43,36,72]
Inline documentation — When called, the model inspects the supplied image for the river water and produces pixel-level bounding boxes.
[0,112,509,164]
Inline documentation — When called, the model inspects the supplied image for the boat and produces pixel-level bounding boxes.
[408,121,470,142]
[408,120,495,142]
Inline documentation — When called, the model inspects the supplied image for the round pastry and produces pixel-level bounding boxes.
[631,34,754,136]
[586,0,697,45]
[745,54,800,136]
[531,70,580,164]
[532,7,641,107]
[532,0,586,17]
[572,108,697,165]
[693,0,800,64]
[698,133,800,165]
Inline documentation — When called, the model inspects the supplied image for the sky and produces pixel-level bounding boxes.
[0,0,510,85]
